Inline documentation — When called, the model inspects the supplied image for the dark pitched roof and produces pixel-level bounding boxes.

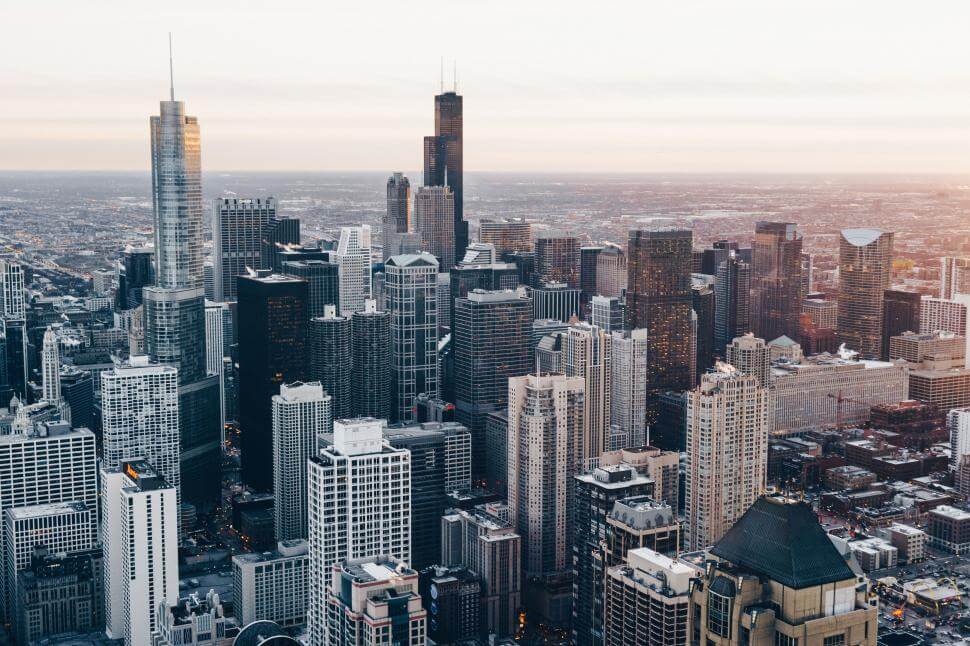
[710,496,855,589]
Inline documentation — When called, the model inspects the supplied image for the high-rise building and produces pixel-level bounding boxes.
[626,230,693,407]
[351,300,391,419]
[153,590,235,646]
[232,539,309,631]
[211,197,277,301]
[259,216,301,273]
[384,173,411,262]
[725,334,770,386]
[580,245,603,303]
[692,275,715,382]
[949,408,970,498]
[837,228,894,358]
[60,368,94,430]
[714,250,751,354]
[507,373,584,625]
[751,222,803,342]
[335,225,372,316]
[596,243,627,298]
[307,418,411,646]
[590,295,624,333]
[604,548,693,646]
[308,306,353,420]
[572,465,653,646]
[564,323,612,463]
[535,231,580,288]
[237,272,308,492]
[324,556,427,646]
[920,295,970,362]
[40,327,60,403]
[415,186,456,272]
[883,289,922,360]
[479,218,531,256]
[686,368,770,550]
[423,89,466,262]
[103,461,179,646]
[273,382,331,542]
[890,330,965,365]
[690,497,877,645]
[101,356,181,504]
[453,289,532,476]
[117,248,154,311]
[529,282,581,322]
[386,253,439,423]
[441,503,522,638]
[282,259,339,318]
[941,257,970,300]
[610,329,649,450]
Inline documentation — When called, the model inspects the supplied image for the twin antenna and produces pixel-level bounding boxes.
[168,32,175,101]
[439,56,458,93]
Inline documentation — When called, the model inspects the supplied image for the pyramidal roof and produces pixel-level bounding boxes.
[710,497,855,589]
[768,335,798,347]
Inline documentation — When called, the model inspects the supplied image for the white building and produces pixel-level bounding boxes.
[103,461,179,646]
[41,327,61,403]
[0,259,26,320]
[272,381,331,541]
[232,539,309,631]
[686,367,770,550]
[949,408,970,498]
[100,356,180,506]
[205,301,227,430]
[564,323,612,463]
[152,590,236,646]
[940,257,970,300]
[921,295,970,362]
[610,329,648,450]
[595,243,627,298]
[336,225,372,316]
[307,418,411,646]
[888,523,928,564]
[725,334,771,386]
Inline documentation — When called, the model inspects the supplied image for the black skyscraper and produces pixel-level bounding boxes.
[883,289,922,360]
[692,279,715,381]
[60,368,94,430]
[237,272,308,492]
[116,248,154,310]
[423,91,466,262]
[259,217,301,273]
[309,308,353,420]
[282,259,339,318]
[352,304,391,420]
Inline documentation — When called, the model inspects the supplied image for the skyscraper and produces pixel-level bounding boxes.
[307,419,411,646]
[423,89,465,262]
[564,322,613,463]
[590,295,625,333]
[259,216,301,273]
[453,289,532,477]
[100,356,181,504]
[211,197,277,301]
[415,186,456,272]
[714,250,751,354]
[351,299,391,420]
[308,306,353,420]
[335,225,372,315]
[205,300,227,430]
[384,172,411,262]
[103,460,179,646]
[282,258,340,318]
[237,272,308,492]
[507,373,584,625]
[837,228,894,358]
[692,275,715,382]
[273,381,331,542]
[40,327,60,403]
[626,230,693,405]
[386,253,439,422]
[116,248,154,311]
[610,329,649,450]
[883,289,922,360]
[949,407,970,497]
[479,218,531,256]
[595,243,627,298]
[750,222,803,342]
[941,257,970,300]
[580,245,603,303]
[685,368,770,550]
[535,231,580,288]
[725,334,770,386]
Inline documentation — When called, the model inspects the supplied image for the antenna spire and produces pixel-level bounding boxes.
[168,32,175,101]
[439,56,444,94]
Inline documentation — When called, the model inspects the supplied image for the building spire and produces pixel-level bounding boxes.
[168,32,175,101]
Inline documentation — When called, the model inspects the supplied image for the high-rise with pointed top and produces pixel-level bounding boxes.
[423,89,465,267]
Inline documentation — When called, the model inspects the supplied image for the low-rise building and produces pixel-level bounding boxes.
[152,590,237,646]
[888,524,927,564]
[928,505,970,554]
[231,539,309,630]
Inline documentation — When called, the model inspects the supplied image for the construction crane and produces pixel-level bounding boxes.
[827,390,870,428]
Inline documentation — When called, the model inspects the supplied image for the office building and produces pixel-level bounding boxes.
[529,282,581,322]
[41,327,60,403]
[595,243,627,298]
[692,275,715,382]
[282,259,339,318]
[59,368,94,431]
[436,270,451,337]
[572,465,653,646]
[507,373,584,625]
[941,257,970,300]
[950,408,970,497]
[890,330,965,365]
[153,590,236,646]
[205,300,227,428]
[232,539,309,630]
[479,218,531,256]
[750,222,802,342]
[441,504,522,638]
[690,496,877,645]
[307,418,411,646]
[610,329,648,450]
[921,295,970,364]
[386,253,439,422]
[928,505,970,554]
[117,248,154,311]
[424,89,466,262]
[564,323,612,462]
[237,272,308,492]
[580,245,603,304]
[384,172,411,262]
[351,299,391,419]
[415,186,456,272]
[103,461,179,646]
[591,295,624,333]
[909,364,970,412]
[324,556,426,646]
[335,225,372,315]
[883,289,922,359]
[803,297,838,329]
[535,332,565,375]
[211,197,276,301]
[453,289,532,475]
[419,565,481,645]
[725,334,770,386]
[14,547,102,645]
[308,306,353,420]
[273,382,331,542]
[602,494,680,559]
[686,368,770,550]
[714,250,751,354]
[535,231,579,288]
[603,548,693,646]
[837,228,894,358]
[101,356,181,503]
[626,230,693,406]
[259,216,301,273]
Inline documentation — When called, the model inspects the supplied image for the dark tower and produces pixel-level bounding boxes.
[751,222,803,342]
[882,289,921,360]
[309,306,353,420]
[351,301,391,420]
[423,91,465,262]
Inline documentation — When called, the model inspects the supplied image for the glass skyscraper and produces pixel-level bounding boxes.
[423,91,466,262]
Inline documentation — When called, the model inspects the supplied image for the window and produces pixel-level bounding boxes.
[707,591,732,638]
[823,635,845,646]
[775,633,798,646]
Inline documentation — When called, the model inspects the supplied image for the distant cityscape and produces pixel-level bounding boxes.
[4,53,970,646]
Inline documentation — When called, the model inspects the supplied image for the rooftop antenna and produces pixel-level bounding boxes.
[168,32,175,101]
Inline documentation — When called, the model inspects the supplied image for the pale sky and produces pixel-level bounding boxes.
[4,0,970,173]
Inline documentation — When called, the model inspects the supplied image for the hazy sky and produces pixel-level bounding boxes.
[4,0,970,173]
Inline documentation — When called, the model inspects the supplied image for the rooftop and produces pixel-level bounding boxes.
[7,501,88,520]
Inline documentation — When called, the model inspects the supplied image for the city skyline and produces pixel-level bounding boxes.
[5,1,970,173]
